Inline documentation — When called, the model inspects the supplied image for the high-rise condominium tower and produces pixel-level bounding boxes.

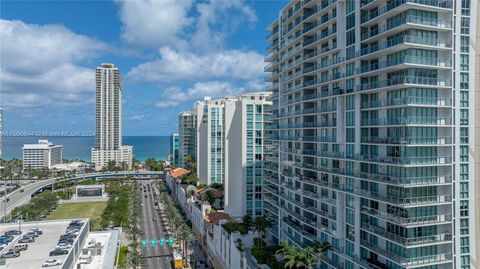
[178,111,196,167]
[194,97,225,185]
[170,133,179,165]
[264,1,478,268]
[91,63,132,171]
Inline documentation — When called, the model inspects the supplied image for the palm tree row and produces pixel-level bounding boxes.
[127,181,144,269]
[158,181,196,266]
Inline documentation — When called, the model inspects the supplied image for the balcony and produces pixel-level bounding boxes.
[297,163,452,187]
[361,136,451,145]
[361,239,452,267]
[361,223,452,247]
[361,15,452,41]
[357,35,452,60]
[361,117,452,126]
[359,55,452,74]
[357,76,452,92]
[361,206,452,227]
[303,28,337,47]
[361,0,453,25]
[361,96,452,109]
[278,135,336,143]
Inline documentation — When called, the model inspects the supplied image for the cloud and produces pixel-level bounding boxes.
[126,47,264,83]
[155,81,249,108]
[116,0,256,52]
[128,114,147,121]
[0,19,106,108]
[116,0,193,49]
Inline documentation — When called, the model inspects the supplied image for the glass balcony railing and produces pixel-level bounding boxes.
[361,136,452,145]
[361,96,452,108]
[359,55,452,74]
[361,15,452,41]
[361,223,452,246]
[361,205,452,226]
[357,76,452,92]
[296,163,452,186]
[361,117,452,126]
[357,35,452,58]
[360,239,453,267]
[361,0,453,24]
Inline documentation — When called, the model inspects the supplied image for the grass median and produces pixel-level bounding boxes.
[46,201,107,230]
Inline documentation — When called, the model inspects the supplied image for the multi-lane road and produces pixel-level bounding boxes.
[140,179,173,269]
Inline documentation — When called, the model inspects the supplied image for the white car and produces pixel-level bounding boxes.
[42,259,62,267]
[56,243,72,250]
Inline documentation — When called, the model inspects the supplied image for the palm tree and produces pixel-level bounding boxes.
[276,241,320,269]
[312,240,332,259]
[252,216,273,240]
[177,224,196,264]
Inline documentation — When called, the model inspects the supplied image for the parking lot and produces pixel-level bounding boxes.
[0,220,81,269]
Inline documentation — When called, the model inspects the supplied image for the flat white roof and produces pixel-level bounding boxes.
[75,230,119,269]
[23,140,62,150]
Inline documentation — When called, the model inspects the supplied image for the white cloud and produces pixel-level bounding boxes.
[128,114,147,121]
[126,47,264,83]
[116,0,193,49]
[0,19,106,108]
[155,81,248,108]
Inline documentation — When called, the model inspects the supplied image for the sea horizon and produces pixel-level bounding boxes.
[3,135,171,162]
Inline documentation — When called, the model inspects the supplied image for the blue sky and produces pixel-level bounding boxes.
[0,0,286,135]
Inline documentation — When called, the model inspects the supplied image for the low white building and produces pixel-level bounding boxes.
[22,140,62,171]
[75,184,106,199]
[91,146,133,171]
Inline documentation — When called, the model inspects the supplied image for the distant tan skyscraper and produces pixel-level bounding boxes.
[91,63,132,171]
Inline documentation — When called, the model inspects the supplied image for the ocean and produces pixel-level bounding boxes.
[3,136,171,162]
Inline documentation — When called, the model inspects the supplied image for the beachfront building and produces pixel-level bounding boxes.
[224,92,272,219]
[22,140,62,170]
[264,0,478,268]
[91,63,133,171]
[170,133,179,165]
[178,111,196,167]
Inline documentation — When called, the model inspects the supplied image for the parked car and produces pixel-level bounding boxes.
[49,248,68,256]
[25,231,39,238]
[4,230,21,236]
[58,239,74,245]
[42,259,62,267]
[13,244,28,251]
[60,234,76,240]
[56,243,72,250]
[29,228,43,235]
[18,237,34,243]
[0,250,20,258]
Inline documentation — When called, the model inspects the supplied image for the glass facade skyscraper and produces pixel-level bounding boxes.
[264,1,478,268]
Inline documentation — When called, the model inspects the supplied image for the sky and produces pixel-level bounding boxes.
[0,0,287,136]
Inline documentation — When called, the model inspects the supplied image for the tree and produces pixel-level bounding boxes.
[312,240,332,258]
[202,191,215,205]
[178,224,196,264]
[242,214,253,229]
[276,241,321,269]
[253,216,273,240]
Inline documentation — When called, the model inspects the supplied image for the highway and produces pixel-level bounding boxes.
[140,179,173,269]
[0,171,163,219]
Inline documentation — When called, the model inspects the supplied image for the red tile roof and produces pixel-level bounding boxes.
[170,168,190,178]
[204,212,231,224]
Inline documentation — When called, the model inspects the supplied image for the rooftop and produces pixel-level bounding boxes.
[75,230,119,269]
[170,168,190,179]
[0,219,88,269]
[204,212,230,225]
[23,140,62,150]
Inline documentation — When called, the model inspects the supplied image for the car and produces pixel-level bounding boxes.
[25,231,39,237]
[29,228,43,235]
[57,243,72,249]
[49,248,68,256]
[58,239,74,245]
[60,234,77,239]
[144,195,148,198]
[4,230,21,236]
[42,259,62,267]
[18,237,34,243]
[152,217,157,221]
[0,250,20,258]
[13,244,28,251]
